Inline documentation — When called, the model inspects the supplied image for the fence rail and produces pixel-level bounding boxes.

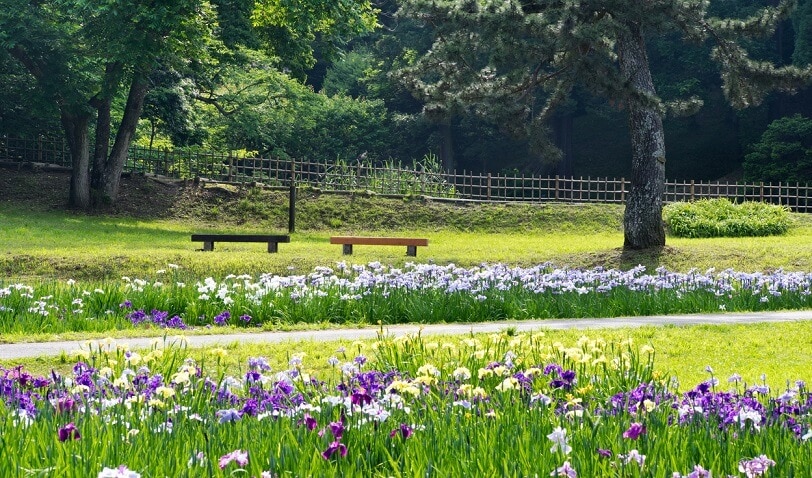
[3,135,811,212]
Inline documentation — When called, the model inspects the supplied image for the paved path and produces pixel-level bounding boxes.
[1,310,810,360]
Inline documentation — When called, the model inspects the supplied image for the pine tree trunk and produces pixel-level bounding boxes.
[61,111,91,209]
[101,77,149,203]
[617,24,666,250]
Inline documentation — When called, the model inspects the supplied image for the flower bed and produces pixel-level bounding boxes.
[1,334,809,477]
[3,263,812,334]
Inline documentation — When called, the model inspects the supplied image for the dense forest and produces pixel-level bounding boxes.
[2,0,812,185]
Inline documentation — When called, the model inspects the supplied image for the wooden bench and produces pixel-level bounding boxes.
[330,236,428,257]
[191,234,290,253]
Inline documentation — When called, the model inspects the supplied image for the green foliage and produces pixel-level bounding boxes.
[251,0,378,79]
[321,49,380,97]
[218,68,392,162]
[743,114,812,182]
[663,198,791,238]
[322,153,456,196]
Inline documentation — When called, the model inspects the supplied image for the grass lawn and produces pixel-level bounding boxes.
[2,169,812,393]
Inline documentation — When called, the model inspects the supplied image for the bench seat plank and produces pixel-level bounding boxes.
[192,234,290,253]
[330,236,428,256]
[192,234,290,243]
[329,237,428,247]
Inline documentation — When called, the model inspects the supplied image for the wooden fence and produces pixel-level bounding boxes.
[2,135,811,212]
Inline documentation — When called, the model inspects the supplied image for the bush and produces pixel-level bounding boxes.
[663,198,791,238]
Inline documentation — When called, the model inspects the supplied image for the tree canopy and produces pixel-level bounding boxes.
[0,0,377,208]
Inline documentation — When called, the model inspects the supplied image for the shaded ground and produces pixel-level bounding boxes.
[0,166,183,218]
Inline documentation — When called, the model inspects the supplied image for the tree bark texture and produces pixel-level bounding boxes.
[102,77,149,203]
[61,111,91,209]
[91,97,112,196]
[617,24,666,250]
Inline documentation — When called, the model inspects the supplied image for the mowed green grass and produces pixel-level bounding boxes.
[2,193,812,388]
[3,199,812,280]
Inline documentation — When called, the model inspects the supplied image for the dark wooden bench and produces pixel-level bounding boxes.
[191,234,290,253]
[330,236,428,257]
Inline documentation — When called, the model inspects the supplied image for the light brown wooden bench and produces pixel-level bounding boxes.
[330,236,428,257]
[192,234,290,253]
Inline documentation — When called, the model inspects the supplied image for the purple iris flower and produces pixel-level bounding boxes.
[623,422,646,440]
[302,413,318,431]
[389,423,413,439]
[214,311,231,326]
[58,422,80,442]
[329,421,345,440]
[596,448,613,458]
[321,441,348,460]
[55,397,76,414]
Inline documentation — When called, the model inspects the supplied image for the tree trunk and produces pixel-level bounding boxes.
[617,24,666,250]
[61,111,91,209]
[101,77,149,203]
[91,96,112,197]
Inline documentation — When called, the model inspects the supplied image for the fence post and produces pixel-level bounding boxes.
[289,160,296,233]
[690,180,695,201]
[227,153,234,183]
[487,173,492,200]
[620,177,625,202]
[759,182,764,202]
[555,175,560,200]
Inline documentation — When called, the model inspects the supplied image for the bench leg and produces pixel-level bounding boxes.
[267,242,278,253]
[203,241,214,251]
[406,245,417,257]
[342,244,353,255]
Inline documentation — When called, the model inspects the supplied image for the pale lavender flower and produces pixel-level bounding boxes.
[218,449,249,469]
[216,408,242,424]
[738,455,775,477]
[620,449,646,467]
[547,426,572,455]
[550,461,577,477]
[97,465,141,478]
[673,464,712,478]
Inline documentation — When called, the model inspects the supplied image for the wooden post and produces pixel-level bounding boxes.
[620,177,625,203]
[690,180,695,201]
[555,175,560,201]
[288,160,296,233]
[487,173,492,200]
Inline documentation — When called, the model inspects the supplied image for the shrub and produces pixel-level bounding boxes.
[663,198,791,238]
